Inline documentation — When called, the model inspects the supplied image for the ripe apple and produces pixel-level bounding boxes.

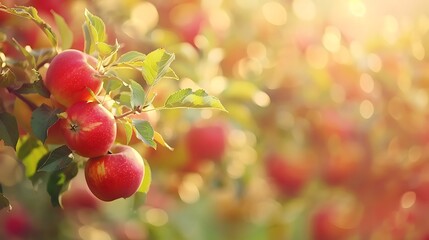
[44,50,103,107]
[265,153,312,195]
[60,101,116,158]
[85,145,145,201]
[185,123,226,161]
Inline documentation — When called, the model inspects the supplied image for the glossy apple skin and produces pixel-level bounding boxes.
[185,124,226,161]
[85,145,145,201]
[60,101,116,158]
[44,50,102,107]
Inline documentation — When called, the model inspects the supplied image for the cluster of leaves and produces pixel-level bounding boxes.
[0,5,226,210]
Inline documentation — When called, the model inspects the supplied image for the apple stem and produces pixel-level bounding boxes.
[7,87,37,111]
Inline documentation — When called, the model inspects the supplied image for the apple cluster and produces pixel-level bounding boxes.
[43,49,145,201]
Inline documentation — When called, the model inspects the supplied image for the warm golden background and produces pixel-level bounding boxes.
[2,0,429,239]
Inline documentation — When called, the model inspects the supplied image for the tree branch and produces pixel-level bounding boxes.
[7,87,37,111]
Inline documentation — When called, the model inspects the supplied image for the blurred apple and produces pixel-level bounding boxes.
[322,141,364,186]
[0,203,34,239]
[185,123,227,162]
[265,153,312,195]
[311,203,360,240]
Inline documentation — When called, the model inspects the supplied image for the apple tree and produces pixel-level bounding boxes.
[0,5,226,210]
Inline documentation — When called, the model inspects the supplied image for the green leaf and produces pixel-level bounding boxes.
[83,9,106,55]
[15,79,50,98]
[129,79,146,108]
[164,67,179,80]
[96,40,120,67]
[103,75,124,93]
[0,5,57,47]
[31,104,62,143]
[0,112,19,149]
[0,193,11,212]
[134,159,151,208]
[16,135,48,177]
[11,38,36,68]
[141,48,175,85]
[133,119,156,148]
[31,48,57,69]
[47,162,78,207]
[37,145,73,172]
[116,51,146,63]
[84,9,106,42]
[116,92,132,109]
[52,11,73,50]
[164,88,227,111]
[0,68,16,87]
[123,120,133,145]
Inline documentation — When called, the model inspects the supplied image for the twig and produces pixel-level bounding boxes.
[7,87,37,111]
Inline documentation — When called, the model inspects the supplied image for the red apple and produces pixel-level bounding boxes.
[85,145,145,201]
[265,153,312,195]
[60,101,116,158]
[1,205,33,239]
[44,50,103,107]
[185,123,226,161]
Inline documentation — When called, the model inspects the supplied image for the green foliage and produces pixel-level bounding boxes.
[141,48,176,85]
[16,79,50,98]
[115,51,146,65]
[16,135,48,177]
[47,162,78,207]
[0,112,19,149]
[133,119,156,149]
[0,5,227,209]
[30,104,62,143]
[36,145,73,173]
[0,67,16,87]
[83,9,106,55]
[52,11,73,50]
[129,79,146,109]
[0,4,57,47]
[164,88,227,111]
[11,38,36,68]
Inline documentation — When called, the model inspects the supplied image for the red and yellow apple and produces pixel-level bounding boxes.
[85,145,145,201]
[60,101,116,158]
[44,50,103,107]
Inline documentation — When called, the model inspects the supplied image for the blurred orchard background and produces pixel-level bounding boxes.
[2,0,429,239]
